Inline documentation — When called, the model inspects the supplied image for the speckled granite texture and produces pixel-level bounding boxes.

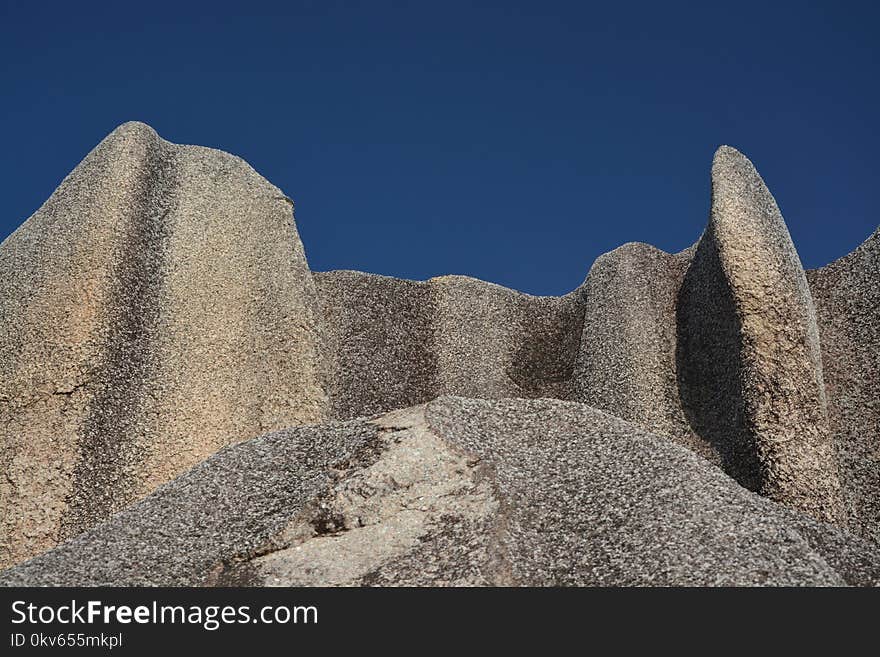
[677,147,844,525]
[1,123,877,583]
[807,228,880,544]
[0,123,326,568]
[2,399,878,587]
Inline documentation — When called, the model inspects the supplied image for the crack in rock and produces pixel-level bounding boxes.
[228,407,499,586]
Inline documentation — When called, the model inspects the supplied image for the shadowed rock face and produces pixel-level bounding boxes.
[807,228,880,543]
[572,242,709,460]
[0,122,878,580]
[315,271,584,420]
[315,271,438,419]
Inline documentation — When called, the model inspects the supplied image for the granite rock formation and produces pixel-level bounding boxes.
[315,271,583,419]
[807,228,880,543]
[3,398,878,587]
[0,123,877,584]
[0,123,326,568]
[677,147,844,525]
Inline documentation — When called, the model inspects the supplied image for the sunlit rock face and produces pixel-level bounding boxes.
[0,122,326,568]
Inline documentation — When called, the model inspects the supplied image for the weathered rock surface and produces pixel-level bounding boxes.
[0,122,326,568]
[1,123,877,584]
[316,271,437,419]
[3,398,878,587]
[570,242,710,459]
[316,271,583,420]
[807,228,880,543]
[677,147,844,524]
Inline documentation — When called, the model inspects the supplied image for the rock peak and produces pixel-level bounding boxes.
[105,120,160,141]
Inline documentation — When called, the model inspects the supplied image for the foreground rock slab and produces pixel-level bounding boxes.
[2,397,877,587]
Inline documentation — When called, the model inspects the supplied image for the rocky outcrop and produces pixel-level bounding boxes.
[2,398,877,587]
[677,147,844,524]
[807,228,880,543]
[570,242,710,459]
[0,122,326,568]
[1,123,877,582]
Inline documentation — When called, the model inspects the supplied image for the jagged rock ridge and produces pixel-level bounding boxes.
[0,123,877,584]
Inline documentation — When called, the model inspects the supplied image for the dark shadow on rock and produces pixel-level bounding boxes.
[509,293,585,400]
[61,136,174,540]
[315,272,439,420]
[676,230,761,491]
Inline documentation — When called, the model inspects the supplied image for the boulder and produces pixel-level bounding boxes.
[3,397,876,587]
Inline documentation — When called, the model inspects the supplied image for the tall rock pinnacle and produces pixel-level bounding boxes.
[677,145,845,523]
[0,122,327,567]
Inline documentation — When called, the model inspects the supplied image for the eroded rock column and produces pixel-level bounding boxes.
[677,146,845,524]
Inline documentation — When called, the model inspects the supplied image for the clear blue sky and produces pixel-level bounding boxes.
[2,1,877,295]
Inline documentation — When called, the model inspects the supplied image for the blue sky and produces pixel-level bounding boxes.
[1,1,877,295]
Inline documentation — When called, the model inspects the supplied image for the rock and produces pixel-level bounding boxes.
[1,123,877,583]
[430,275,533,400]
[430,275,584,401]
[0,122,326,568]
[571,242,710,460]
[1,398,877,587]
[676,146,845,524]
[314,149,864,536]
[316,271,584,420]
[807,228,880,542]
[315,271,437,419]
